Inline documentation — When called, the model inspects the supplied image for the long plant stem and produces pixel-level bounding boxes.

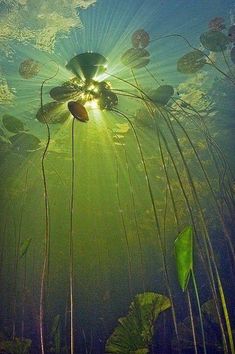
[192,271,207,354]
[69,118,76,354]
[187,290,198,354]
[39,67,59,354]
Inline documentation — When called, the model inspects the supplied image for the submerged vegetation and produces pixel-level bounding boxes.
[0,1,235,353]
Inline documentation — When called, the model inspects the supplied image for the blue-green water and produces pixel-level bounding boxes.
[0,1,235,353]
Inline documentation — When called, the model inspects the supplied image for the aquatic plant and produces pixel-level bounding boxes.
[105,292,171,353]
[0,337,31,354]
[1,4,235,354]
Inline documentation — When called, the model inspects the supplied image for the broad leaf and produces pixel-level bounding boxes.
[105,292,171,353]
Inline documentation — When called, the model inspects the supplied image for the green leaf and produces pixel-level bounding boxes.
[105,292,171,353]
[19,238,32,259]
[174,226,193,291]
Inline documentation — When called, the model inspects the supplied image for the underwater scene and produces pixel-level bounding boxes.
[0,0,235,353]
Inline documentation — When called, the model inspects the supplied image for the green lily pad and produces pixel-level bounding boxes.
[149,85,174,105]
[200,30,229,52]
[121,48,150,69]
[99,90,118,110]
[66,52,107,81]
[177,51,206,74]
[36,102,70,124]
[131,29,150,49]
[105,292,171,353]
[19,58,40,79]
[2,114,25,133]
[9,132,41,152]
[50,85,80,102]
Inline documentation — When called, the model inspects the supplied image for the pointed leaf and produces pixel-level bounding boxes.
[174,226,193,291]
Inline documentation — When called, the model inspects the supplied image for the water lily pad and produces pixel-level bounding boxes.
[99,90,118,110]
[50,85,80,102]
[132,29,150,48]
[19,59,40,79]
[36,102,70,124]
[149,85,174,105]
[105,292,171,353]
[177,51,206,74]
[66,52,107,81]
[68,101,89,122]
[9,132,41,152]
[2,114,25,133]
[121,48,150,69]
[200,30,229,52]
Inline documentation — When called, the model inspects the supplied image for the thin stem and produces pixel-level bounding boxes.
[39,66,59,354]
[192,271,207,354]
[69,117,76,354]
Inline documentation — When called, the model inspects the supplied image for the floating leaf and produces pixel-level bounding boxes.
[50,85,80,102]
[208,17,225,31]
[2,114,25,133]
[177,51,206,74]
[9,133,41,152]
[36,102,70,124]
[99,90,118,110]
[174,226,193,291]
[200,30,229,52]
[105,292,171,353]
[19,238,32,259]
[66,52,107,81]
[121,48,150,69]
[19,59,40,79]
[68,101,89,122]
[149,85,174,105]
[132,29,150,48]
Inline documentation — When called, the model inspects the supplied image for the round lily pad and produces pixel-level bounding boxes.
[200,30,229,52]
[50,85,80,102]
[66,52,107,81]
[131,29,150,48]
[68,101,89,122]
[99,90,118,110]
[177,51,206,74]
[121,48,150,69]
[149,85,174,105]
[36,102,70,124]
[19,59,40,79]
[2,114,25,133]
[9,133,40,152]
